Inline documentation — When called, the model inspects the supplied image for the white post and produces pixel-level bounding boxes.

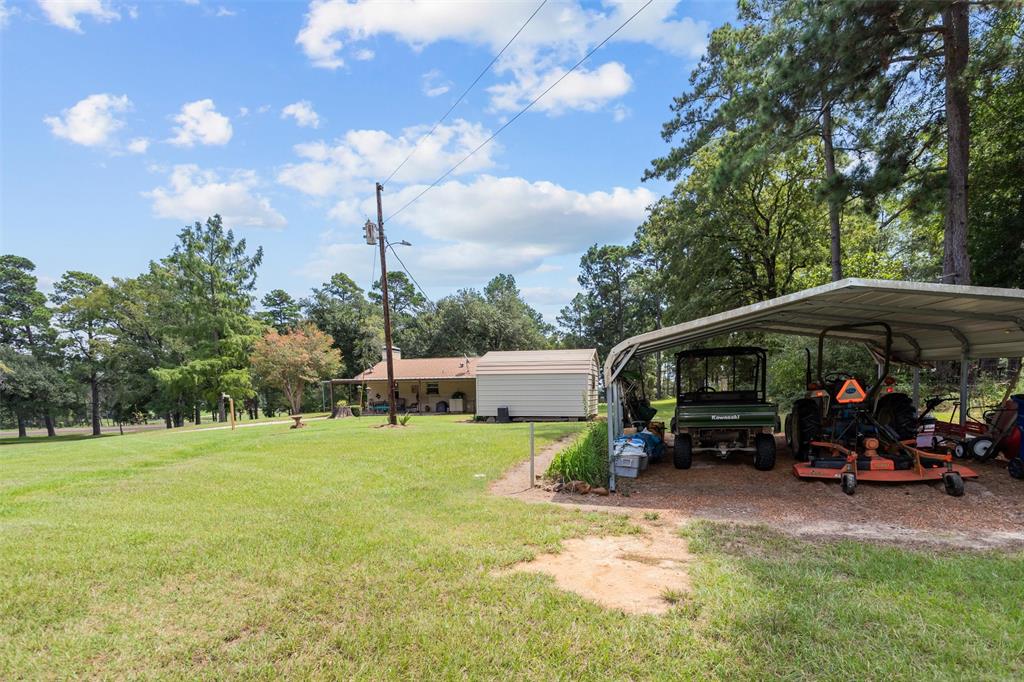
[607,382,618,492]
[529,422,535,488]
[960,354,970,428]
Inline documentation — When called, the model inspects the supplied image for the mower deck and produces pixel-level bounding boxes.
[793,461,978,482]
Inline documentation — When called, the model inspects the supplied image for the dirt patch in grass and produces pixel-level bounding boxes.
[493,433,1024,551]
[503,523,691,614]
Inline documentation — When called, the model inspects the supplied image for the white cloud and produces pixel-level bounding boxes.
[612,105,630,122]
[306,175,655,284]
[44,93,131,147]
[421,69,451,98]
[295,0,707,112]
[281,100,321,128]
[239,106,250,117]
[354,48,374,61]
[387,175,654,253]
[215,6,235,17]
[37,0,119,32]
[277,118,497,195]
[487,61,633,115]
[126,137,150,154]
[168,99,233,147]
[146,165,286,229]
[0,1,12,28]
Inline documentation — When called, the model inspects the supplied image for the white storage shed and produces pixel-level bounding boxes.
[476,349,599,420]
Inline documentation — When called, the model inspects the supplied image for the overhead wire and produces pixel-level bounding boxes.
[383,0,655,223]
[386,241,433,307]
[381,0,549,186]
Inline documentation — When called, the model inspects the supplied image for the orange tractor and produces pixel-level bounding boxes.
[787,322,978,496]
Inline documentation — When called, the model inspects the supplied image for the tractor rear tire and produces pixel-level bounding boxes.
[753,433,776,471]
[673,433,693,470]
[841,473,857,495]
[784,413,794,448]
[943,471,965,497]
[875,393,918,440]
[1009,458,1024,480]
[792,399,820,462]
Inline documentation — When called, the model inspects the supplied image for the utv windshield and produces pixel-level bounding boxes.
[675,347,767,404]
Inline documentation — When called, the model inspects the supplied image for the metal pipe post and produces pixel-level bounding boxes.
[959,355,970,428]
[529,422,535,489]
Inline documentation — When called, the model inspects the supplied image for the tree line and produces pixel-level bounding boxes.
[1,217,556,437]
[559,0,1022,396]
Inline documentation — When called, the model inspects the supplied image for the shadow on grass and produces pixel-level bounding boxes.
[0,433,119,446]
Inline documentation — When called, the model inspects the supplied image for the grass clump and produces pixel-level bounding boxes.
[547,420,608,486]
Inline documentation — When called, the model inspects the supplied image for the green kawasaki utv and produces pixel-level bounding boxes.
[671,347,778,471]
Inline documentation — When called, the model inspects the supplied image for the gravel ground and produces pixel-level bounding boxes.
[497,433,1024,550]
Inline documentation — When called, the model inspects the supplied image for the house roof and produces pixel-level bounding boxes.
[477,349,598,375]
[604,278,1024,384]
[349,356,477,382]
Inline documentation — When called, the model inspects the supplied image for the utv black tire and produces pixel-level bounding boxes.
[1009,458,1024,480]
[841,472,857,495]
[792,399,820,462]
[875,393,918,440]
[943,471,965,497]
[753,433,776,471]
[673,433,693,470]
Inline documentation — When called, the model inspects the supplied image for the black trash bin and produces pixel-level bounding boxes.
[497,407,511,423]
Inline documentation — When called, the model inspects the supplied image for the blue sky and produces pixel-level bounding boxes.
[0,0,735,322]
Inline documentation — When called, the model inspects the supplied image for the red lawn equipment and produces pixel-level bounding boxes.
[790,322,977,496]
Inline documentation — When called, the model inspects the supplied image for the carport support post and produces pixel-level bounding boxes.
[607,382,619,492]
[912,368,920,412]
[959,354,970,428]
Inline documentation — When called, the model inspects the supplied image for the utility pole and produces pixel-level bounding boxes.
[374,182,398,426]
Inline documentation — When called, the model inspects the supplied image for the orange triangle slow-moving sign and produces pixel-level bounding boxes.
[836,378,867,404]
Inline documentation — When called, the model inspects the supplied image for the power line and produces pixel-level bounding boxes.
[381,0,549,185]
[386,241,433,307]
[384,0,654,223]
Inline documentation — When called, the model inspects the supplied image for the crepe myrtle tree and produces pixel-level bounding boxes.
[249,324,341,416]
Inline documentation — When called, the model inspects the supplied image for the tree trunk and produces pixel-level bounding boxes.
[174,411,183,428]
[165,412,173,429]
[217,395,226,423]
[821,102,843,282]
[194,405,201,425]
[17,414,27,439]
[90,372,101,436]
[44,414,56,437]
[942,1,971,284]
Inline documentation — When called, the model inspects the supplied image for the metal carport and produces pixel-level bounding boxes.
[603,278,1024,491]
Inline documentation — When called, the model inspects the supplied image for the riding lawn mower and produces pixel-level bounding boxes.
[786,322,977,496]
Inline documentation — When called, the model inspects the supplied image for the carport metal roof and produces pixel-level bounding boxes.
[604,278,1024,384]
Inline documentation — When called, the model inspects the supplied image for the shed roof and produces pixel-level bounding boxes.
[477,349,598,375]
[348,356,477,382]
[604,278,1024,383]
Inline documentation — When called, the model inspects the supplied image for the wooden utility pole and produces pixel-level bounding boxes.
[375,182,398,426]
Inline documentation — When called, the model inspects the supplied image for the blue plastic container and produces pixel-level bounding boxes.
[1014,395,1024,460]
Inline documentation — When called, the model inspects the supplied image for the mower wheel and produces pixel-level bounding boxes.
[753,433,776,471]
[970,437,996,461]
[1009,458,1024,480]
[673,433,693,470]
[943,471,965,497]
[840,472,856,495]
[953,441,969,460]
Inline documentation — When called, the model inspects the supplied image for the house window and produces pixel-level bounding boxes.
[426,382,439,395]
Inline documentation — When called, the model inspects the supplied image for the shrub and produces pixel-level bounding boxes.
[350,406,361,417]
[547,421,608,487]
[335,399,349,407]
[399,413,412,426]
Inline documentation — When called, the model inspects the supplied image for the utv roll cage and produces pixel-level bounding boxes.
[675,346,768,405]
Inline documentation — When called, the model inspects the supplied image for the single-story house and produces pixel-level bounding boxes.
[475,349,599,420]
[336,348,478,414]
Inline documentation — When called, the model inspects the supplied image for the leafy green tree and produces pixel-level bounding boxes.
[161,215,263,420]
[51,271,109,436]
[304,273,381,377]
[0,255,63,435]
[258,289,302,332]
[250,324,342,415]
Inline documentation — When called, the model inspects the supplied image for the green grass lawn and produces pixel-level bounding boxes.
[3,415,1023,678]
